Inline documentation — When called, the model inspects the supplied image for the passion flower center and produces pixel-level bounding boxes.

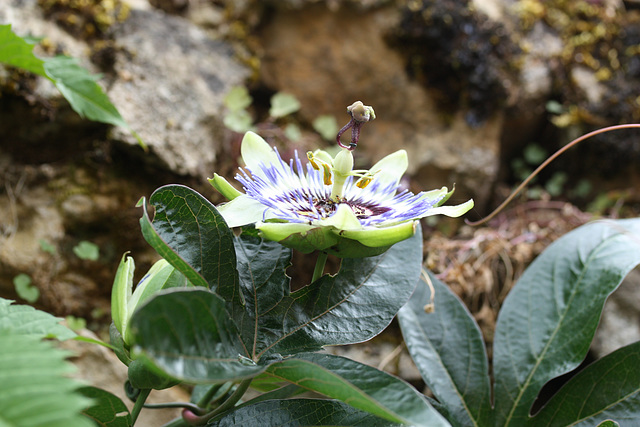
[287,191,392,221]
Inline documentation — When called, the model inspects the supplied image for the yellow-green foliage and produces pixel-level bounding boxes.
[38,0,130,40]
[517,0,640,123]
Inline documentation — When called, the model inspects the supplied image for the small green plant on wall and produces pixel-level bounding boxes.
[223,85,338,142]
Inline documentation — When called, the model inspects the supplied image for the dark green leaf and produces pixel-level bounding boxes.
[236,384,304,408]
[265,352,450,426]
[0,24,46,76]
[234,225,422,359]
[0,334,93,427]
[129,288,262,383]
[397,271,491,427]
[530,341,640,427]
[43,55,129,129]
[138,185,241,307]
[493,219,640,426]
[79,386,131,427]
[248,372,291,392]
[0,297,75,340]
[207,399,400,426]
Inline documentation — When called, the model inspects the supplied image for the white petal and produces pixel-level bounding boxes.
[418,187,449,203]
[420,199,474,218]
[217,195,266,227]
[240,131,281,177]
[369,150,408,187]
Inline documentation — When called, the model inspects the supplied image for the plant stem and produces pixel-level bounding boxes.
[144,402,203,413]
[466,123,640,226]
[189,378,253,425]
[196,383,225,408]
[312,252,328,283]
[130,388,151,425]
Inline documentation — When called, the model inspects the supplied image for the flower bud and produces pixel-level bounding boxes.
[111,256,190,346]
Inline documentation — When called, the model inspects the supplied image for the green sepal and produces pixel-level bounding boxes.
[259,222,339,254]
[340,221,417,248]
[208,173,243,201]
[128,358,179,390]
[109,323,131,367]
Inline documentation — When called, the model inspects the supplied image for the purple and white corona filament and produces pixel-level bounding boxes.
[235,150,442,227]
[209,131,474,258]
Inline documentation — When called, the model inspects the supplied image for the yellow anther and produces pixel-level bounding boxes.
[356,176,372,189]
[307,152,320,170]
[321,164,332,185]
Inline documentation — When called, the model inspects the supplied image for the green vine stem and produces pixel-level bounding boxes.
[186,378,253,425]
[144,401,204,414]
[130,388,151,425]
[196,383,226,408]
[467,123,640,226]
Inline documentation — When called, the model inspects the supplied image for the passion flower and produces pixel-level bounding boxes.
[209,130,473,258]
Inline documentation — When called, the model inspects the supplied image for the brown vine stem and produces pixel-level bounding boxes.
[466,123,640,227]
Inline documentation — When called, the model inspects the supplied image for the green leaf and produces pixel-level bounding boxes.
[523,143,547,165]
[0,24,47,76]
[397,271,491,427]
[129,288,263,383]
[79,386,131,427]
[13,273,40,303]
[137,185,241,307]
[264,352,450,426]
[223,109,254,133]
[73,240,100,261]
[223,86,252,111]
[0,26,141,147]
[237,383,304,409]
[312,114,339,141]
[39,239,57,255]
[208,399,399,426]
[43,55,129,129]
[530,341,640,426]
[493,218,640,426]
[597,421,620,427]
[233,224,422,359]
[0,334,94,427]
[0,297,75,340]
[283,122,301,141]
[65,315,87,331]
[269,92,300,118]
